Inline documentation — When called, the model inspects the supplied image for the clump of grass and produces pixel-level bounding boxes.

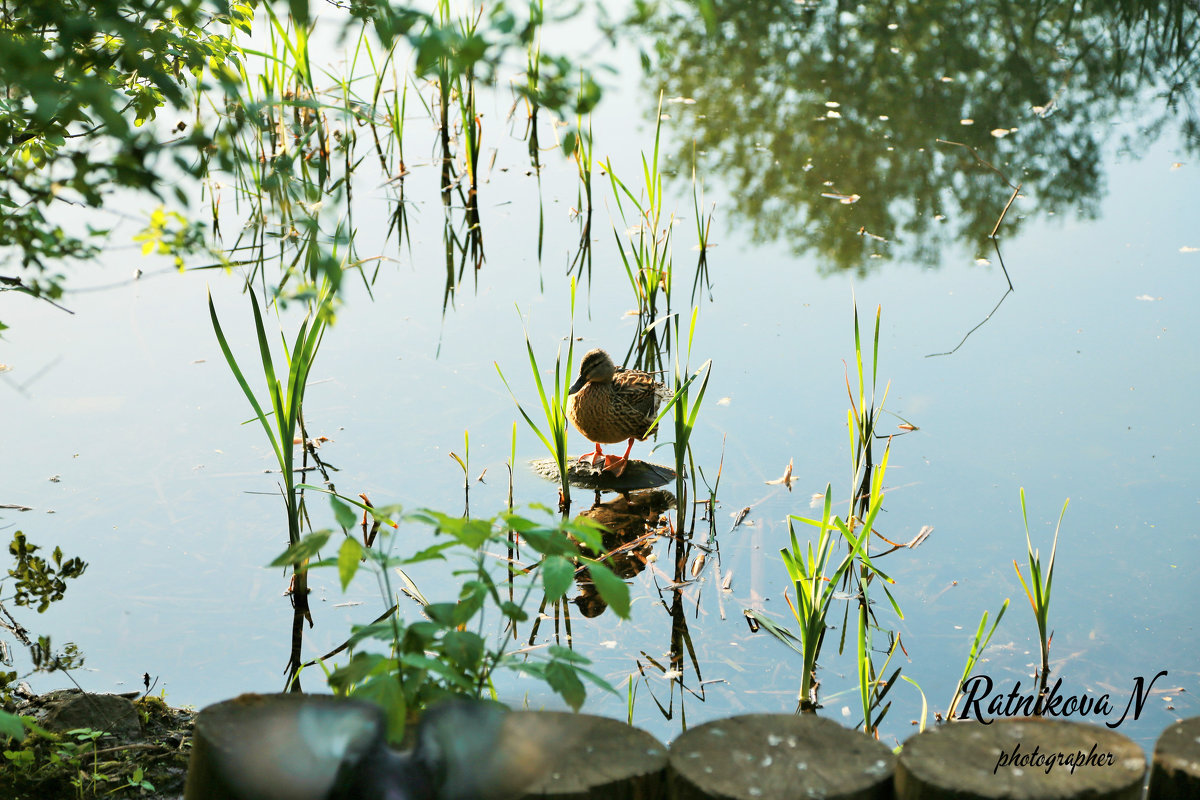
[495,277,578,514]
[780,489,870,711]
[603,95,673,346]
[780,449,895,723]
[1014,488,1068,711]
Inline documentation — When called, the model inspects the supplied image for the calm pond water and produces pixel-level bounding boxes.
[2,1,1198,753]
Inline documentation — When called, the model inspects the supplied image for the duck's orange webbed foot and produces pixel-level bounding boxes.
[601,438,637,477]
[602,455,629,476]
[578,443,606,467]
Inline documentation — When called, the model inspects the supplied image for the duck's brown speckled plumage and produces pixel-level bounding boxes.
[567,349,669,473]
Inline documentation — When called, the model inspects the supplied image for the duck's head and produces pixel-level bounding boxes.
[569,348,616,394]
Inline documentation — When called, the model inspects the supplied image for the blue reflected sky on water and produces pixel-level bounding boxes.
[2,4,1197,752]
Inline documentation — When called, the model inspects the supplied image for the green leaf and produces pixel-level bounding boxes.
[547,645,591,665]
[269,530,331,567]
[331,495,358,530]
[442,630,485,671]
[328,652,392,692]
[338,537,363,591]
[346,619,403,649]
[398,653,474,689]
[545,660,586,711]
[0,710,27,741]
[500,601,528,622]
[520,527,580,557]
[424,602,459,628]
[583,559,630,619]
[560,516,606,552]
[404,621,441,644]
[542,555,574,601]
[419,511,494,549]
[350,674,407,745]
[401,541,456,564]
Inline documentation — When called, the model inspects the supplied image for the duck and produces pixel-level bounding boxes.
[567,349,670,476]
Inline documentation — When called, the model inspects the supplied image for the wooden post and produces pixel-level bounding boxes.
[895,717,1145,799]
[517,711,668,799]
[1148,716,1200,799]
[183,693,385,800]
[668,714,895,800]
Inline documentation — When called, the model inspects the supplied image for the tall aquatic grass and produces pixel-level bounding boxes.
[690,152,714,305]
[770,300,902,728]
[518,0,545,167]
[209,7,377,304]
[847,302,888,524]
[208,283,331,687]
[842,302,905,733]
[639,307,711,533]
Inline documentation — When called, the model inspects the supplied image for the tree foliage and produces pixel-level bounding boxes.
[0,0,247,305]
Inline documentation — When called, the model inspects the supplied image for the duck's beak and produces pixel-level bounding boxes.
[568,374,588,394]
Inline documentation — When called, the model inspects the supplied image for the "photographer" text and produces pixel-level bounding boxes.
[993,742,1115,775]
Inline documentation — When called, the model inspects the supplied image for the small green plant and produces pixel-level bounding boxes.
[273,495,630,743]
[7,532,87,614]
[1014,488,1068,710]
[122,765,155,793]
[947,599,1010,719]
[448,429,471,516]
[0,720,168,799]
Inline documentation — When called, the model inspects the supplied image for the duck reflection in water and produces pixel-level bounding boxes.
[571,489,675,618]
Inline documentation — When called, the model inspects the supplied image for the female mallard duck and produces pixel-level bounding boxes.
[567,349,670,476]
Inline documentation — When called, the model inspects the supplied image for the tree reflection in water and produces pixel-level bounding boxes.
[633,0,1198,272]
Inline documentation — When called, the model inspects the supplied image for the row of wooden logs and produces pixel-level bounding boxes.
[527,711,1195,800]
[185,694,1199,800]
